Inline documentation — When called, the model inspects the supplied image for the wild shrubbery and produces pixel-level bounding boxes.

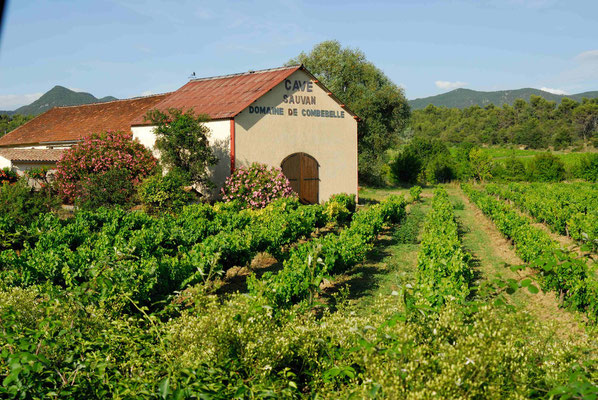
[572,153,598,182]
[0,178,59,250]
[526,152,566,182]
[138,170,194,214]
[389,137,455,185]
[1,187,597,398]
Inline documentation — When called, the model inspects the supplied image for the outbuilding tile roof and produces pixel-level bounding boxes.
[0,148,65,162]
[131,65,301,124]
[0,65,357,148]
[0,94,169,147]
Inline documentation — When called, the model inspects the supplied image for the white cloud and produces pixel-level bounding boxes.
[575,49,598,63]
[435,80,467,90]
[555,49,598,86]
[504,0,558,9]
[195,7,214,20]
[540,87,568,95]
[0,93,44,110]
[141,90,153,96]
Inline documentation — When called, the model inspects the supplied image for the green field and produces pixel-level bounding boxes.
[479,146,594,166]
[1,184,597,398]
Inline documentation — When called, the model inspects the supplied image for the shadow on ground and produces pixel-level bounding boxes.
[319,230,399,306]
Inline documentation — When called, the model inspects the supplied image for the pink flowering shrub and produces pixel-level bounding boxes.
[54,131,158,204]
[221,163,296,209]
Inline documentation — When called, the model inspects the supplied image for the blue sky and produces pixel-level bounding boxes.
[0,0,597,110]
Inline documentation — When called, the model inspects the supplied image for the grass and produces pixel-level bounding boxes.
[323,186,431,313]
[335,183,588,338]
[350,198,430,313]
[359,185,434,204]
[477,146,596,169]
[444,184,587,339]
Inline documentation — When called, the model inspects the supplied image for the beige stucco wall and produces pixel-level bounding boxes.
[0,155,11,169]
[234,69,358,202]
[132,120,231,198]
[131,125,159,157]
[0,144,72,150]
[12,162,57,175]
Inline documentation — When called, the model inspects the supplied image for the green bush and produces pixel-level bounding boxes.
[409,185,422,202]
[328,193,356,213]
[389,148,421,184]
[324,193,356,225]
[572,153,598,182]
[0,178,59,227]
[527,152,565,182]
[323,201,351,226]
[77,168,136,210]
[139,171,194,214]
[390,138,454,185]
[503,156,527,181]
[425,154,455,184]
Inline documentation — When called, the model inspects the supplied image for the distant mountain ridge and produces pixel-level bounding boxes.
[409,88,598,110]
[0,86,117,116]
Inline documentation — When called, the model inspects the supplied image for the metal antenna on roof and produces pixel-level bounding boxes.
[189,72,196,80]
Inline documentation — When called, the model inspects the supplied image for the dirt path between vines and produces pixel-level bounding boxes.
[446,185,588,341]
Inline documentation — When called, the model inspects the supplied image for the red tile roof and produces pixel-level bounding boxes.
[0,65,358,148]
[0,148,64,162]
[131,65,301,124]
[0,94,169,147]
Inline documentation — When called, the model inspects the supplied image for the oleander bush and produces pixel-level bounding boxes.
[221,163,296,209]
[0,168,18,185]
[54,130,158,204]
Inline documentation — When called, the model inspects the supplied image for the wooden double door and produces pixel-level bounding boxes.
[281,152,319,204]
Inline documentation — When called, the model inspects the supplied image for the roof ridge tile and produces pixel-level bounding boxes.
[189,65,300,83]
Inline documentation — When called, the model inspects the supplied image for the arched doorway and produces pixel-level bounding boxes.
[281,152,319,204]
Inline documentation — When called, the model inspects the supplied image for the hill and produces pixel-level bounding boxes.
[409,88,598,110]
[1,86,117,116]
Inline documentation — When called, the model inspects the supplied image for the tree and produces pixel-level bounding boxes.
[389,137,452,184]
[469,148,493,182]
[288,40,410,185]
[527,153,565,182]
[144,108,218,187]
[573,101,598,145]
[0,114,34,137]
